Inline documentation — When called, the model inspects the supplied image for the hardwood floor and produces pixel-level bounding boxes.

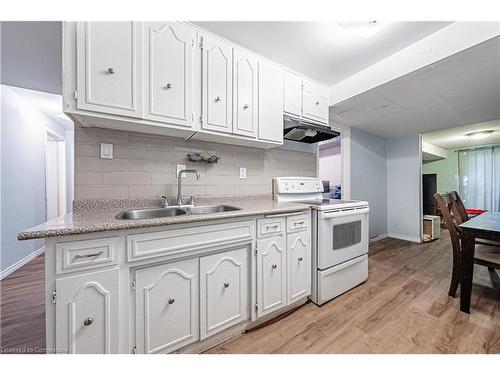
[1,233,499,354]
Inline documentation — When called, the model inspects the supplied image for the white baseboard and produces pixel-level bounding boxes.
[369,233,389,242]
[0,246,45,280]
[387,233,422,243]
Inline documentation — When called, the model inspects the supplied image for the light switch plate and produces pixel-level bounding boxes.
[176,164,187,178]
[100,143,113,159]
[240,167,247,179]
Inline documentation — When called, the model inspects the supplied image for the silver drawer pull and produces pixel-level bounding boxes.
[298,257,304,262]
[272,264,277,269]
[168,298,175,305]
[224,282,230,288]
[83,317,94,326]
[266,225,279,230]
[315,100,320,105]
[215,96,222,102]
[164,83,172,89]
[74,251,103,259]
[294,221,305,226]
[243,104,249,110]
[107,68,115,74]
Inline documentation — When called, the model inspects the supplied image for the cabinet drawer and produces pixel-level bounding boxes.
[286,213,309,233]
[200,247,249,339]
[56,237,119,274]
[257,218,285,238]
[127,220,255,262]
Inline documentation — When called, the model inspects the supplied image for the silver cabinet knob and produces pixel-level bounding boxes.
[83,317,94,326]
[315,100,320,105]
[224,282,230,288]
[215,96,221,102]
[107,68,115,74]
[168,298,175,305]
[165,83,172,89]
[272,264,277,269]
[298,257,304,262]
[243,104,249,110]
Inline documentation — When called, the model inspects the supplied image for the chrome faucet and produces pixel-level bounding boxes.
[177,169,200,206]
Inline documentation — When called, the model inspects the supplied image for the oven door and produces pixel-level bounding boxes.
[317,207,369,270]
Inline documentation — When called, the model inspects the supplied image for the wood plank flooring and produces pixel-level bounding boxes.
[0,233,499,354]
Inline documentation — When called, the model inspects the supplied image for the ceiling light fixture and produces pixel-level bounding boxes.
[465,130,494,140]
[338,21,387,39]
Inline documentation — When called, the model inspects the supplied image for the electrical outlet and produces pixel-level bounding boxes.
[176,164,186,178]
[240,167,247,179]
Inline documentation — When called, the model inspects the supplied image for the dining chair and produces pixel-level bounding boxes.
[450,191,500,248]
[434,192,500,297]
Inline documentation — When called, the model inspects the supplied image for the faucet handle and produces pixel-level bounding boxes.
[187,196,195,206]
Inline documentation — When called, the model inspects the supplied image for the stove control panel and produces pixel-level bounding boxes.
[273,177,323,195]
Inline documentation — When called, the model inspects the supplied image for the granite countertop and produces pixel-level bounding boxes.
[17,196,311,240]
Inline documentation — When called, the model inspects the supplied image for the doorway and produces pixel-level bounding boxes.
[46,130,66,220]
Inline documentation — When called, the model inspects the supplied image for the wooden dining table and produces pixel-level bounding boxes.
[459,211,500,313]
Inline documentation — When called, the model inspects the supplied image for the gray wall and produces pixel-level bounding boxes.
[386,134,422,242]
[0,21,62,94]
[422,150,459,194]
[74,127,317,199]
[1,85,72,274]
[350,127,388,238]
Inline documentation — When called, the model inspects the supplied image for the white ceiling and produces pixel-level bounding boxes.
[423,119,500,150]
[331,36,500,138]
[192,21,451,85]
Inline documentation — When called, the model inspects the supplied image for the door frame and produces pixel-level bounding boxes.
[45,129,67,218]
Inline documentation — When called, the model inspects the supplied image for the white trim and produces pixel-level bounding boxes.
[387,233,422,244]
[45,130,67,218]
[0,246,45,280]
[369,233,389,243]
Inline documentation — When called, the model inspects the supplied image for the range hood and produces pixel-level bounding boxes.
[283,115,340,144]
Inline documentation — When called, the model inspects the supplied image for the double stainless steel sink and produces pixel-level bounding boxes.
[115,205,241,220]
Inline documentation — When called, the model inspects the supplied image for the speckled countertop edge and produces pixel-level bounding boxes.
[18,196,311,241]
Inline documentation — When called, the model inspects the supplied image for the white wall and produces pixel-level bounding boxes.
[386,134,422,242]
[1,85,73,276]
[318,144,341,187]
[350,128,388,238]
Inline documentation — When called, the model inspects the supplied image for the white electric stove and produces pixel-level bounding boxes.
[273,177,369,305]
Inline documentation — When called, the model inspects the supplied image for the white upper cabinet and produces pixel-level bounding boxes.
[56,268,119,354]
[283,71,303,117]
[258,60,284,144]
[200,34,233,134]
[302,79,328,123]
[143,22,195,128]
[232,49,258,138]
[76,22,142,117]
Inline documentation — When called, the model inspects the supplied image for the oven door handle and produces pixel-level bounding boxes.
[321,207,369,219]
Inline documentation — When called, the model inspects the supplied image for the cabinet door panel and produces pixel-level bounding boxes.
[56,268,119,354]
[302,80,328,123]
[144,22,195,128]
[258,61,283,144]
[76,22,142,117]
[283,71,302,117]
[135,259,199,354]
[256,236,286,317]
[200,248,248,339]
[201,34,233,133]
[233,49,258,137]
[287,232,311,304]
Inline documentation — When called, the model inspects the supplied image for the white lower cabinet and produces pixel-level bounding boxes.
[287,231,311,304]
[135,259,199,354]
[55,268,119,354]
[256,236,287,317]
[200,248,249,339]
